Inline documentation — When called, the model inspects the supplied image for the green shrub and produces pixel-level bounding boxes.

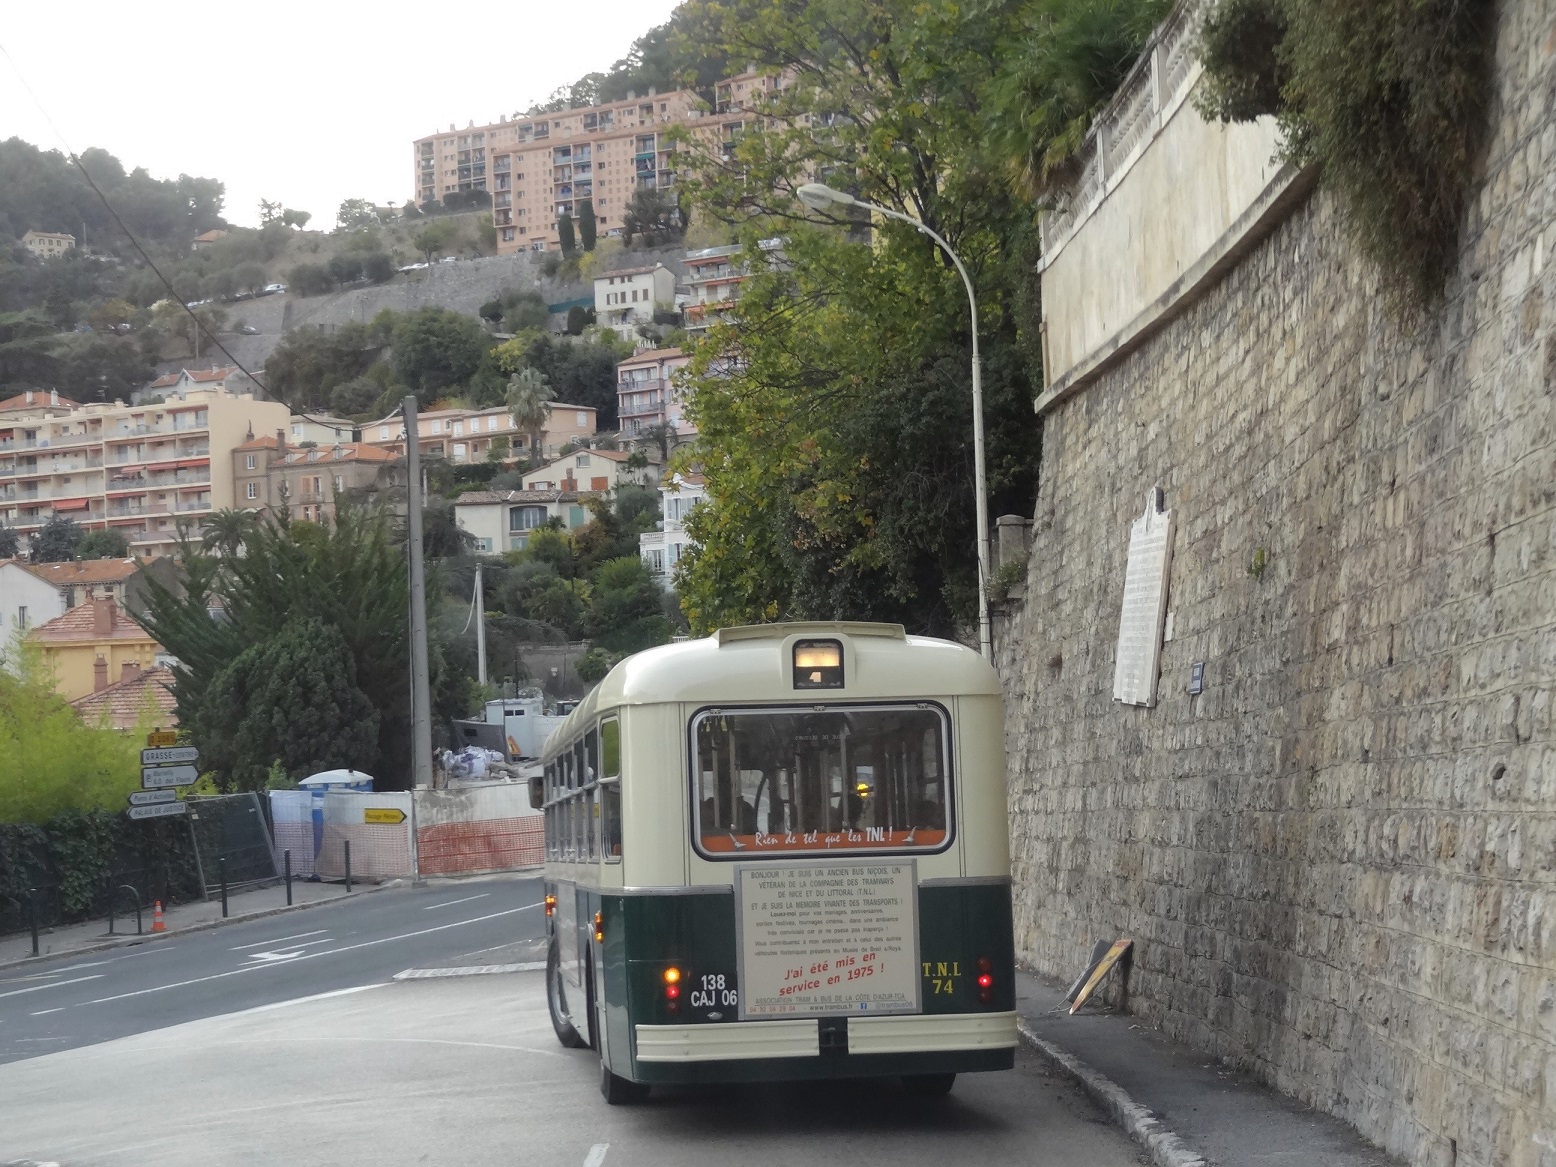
[1197,0,1497,307]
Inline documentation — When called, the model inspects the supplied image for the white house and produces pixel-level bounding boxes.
[0,558,145,637]
[522,448,650,493]
[639,472,705,589]
[453,490,594,554]
[594,263,677,328]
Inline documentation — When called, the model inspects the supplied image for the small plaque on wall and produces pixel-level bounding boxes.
[1189,660,1205,695]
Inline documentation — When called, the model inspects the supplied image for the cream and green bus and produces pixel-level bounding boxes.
[535,621,1016,1103]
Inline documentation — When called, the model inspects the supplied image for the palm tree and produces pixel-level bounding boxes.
[202,509,259,558]
[505,366,551,468]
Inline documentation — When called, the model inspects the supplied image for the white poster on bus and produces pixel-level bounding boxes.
[735,860,920,1019]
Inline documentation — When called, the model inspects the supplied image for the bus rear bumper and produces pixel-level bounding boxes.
[631,1011,1017,1083]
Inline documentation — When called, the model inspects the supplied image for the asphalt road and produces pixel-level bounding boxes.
[0,874,547,1065]
[0,971,1146,1167]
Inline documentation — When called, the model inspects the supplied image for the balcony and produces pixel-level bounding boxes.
[107,502,150,517]
[176,499,211,513]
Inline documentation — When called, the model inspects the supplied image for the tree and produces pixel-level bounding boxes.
[281,208,312,230]
[336,198,379,231]
[362,252,396,283]
[201,617,380,791]
[137,508,418,788]
[667,0,1054,637]
[505,366,551,466]
[411,220,460,264]
[557,213,577,257]
[287,262,334,297]
[259,199,282,225]
[402,200,424,220]
[502,291,549,333]
[264,319,394,412]
[622,187,683,246]
[327,253,364,285]
[76,528,129,559]
[390,307,490,401]
[577,199,598,252]
[565,306,589,335]
[201,509,258,557]
[0,523,17,559]
[30,515,81,563]
[0,639,142,822]
[588,556,673,653]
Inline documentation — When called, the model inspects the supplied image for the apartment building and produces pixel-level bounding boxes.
[0,387,288,558]
[287,413,357,445]
[364,402,596,464]
[639,472,706,589]
[595,264,676,328]
[21,230,75,260]
[232,434,402,524]
[413,69,789,256]
[682,238,783,334]
[616,347,693,439]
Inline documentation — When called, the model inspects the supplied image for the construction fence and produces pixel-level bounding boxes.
[268,784,543,882]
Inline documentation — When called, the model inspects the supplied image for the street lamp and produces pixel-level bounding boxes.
[796,182,993,660]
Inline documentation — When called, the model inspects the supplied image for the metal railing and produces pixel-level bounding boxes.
[1039,0,1201,261]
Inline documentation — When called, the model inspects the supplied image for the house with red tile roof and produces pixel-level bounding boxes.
[232,434,404,524]
[28,598,163,702]
[71,663,178,731]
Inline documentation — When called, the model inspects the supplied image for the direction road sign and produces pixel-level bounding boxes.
[142,765,199,789]
[141,746,199,766]
[146,730,178,748]
[128,801,188,820]
[129,789,178,807]
[364,807,407,824]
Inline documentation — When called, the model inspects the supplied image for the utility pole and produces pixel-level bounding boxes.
[404,398,434,791]
[475,558,487,685]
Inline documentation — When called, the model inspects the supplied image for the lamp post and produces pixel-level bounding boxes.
[796,182,993,660]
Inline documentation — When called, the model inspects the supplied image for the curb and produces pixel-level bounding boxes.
[1017,1019,1208,1167]
[0,882,392,973]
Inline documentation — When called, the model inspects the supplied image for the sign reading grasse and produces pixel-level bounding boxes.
[736,860,919,1019]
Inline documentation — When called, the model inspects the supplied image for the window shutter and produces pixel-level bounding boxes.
[1113,489,1174,707]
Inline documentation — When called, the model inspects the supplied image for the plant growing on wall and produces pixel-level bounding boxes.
[1196,0,1498,309]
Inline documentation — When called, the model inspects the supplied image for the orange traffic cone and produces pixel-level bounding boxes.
[151,901,166,933]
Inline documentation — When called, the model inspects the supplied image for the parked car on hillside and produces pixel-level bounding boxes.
[260,283,287,296]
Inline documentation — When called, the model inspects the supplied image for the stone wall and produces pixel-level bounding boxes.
[998,4,1555,1166]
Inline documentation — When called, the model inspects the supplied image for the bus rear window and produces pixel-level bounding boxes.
[692,704,950,857]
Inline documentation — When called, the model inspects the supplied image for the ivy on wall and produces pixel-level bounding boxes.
[1196,0,1499,309]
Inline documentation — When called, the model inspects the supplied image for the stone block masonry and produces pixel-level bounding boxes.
[997,3,1556,1165]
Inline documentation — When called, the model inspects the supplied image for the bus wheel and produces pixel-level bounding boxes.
[546,941,589,1050]
[600,1060,650,1105]
[902,1073,956,1096]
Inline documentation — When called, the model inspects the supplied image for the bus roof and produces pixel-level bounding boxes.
[542,622,1000,759]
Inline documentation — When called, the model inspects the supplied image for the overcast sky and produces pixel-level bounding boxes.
[0,0,682,229]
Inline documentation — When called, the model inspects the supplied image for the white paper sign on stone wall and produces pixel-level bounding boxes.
[1113,489,1175,707]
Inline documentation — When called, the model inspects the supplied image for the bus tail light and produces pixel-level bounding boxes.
[593,911,604,942]
[663,966,682,1014]
[544,894,556,918]
[976,956,994,1005]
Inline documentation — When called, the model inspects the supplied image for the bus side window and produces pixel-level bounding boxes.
[602,781,622,861]
[601,719,620,779]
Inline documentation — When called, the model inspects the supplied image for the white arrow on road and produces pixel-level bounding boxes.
[243,950,307,964]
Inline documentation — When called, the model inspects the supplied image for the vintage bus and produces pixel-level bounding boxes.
[536,621,1016,1103]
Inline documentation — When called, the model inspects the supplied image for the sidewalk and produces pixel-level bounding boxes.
[0,879,386,970]
[1015,971,1400,1167]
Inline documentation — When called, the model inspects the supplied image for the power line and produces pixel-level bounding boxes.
[0,41,352,434]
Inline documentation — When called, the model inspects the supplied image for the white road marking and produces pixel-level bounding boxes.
[29,1007,64,1016]
[231,929,326,951]
[80,903,544,1005]
[584,1143,610,1167]
[423,893,491,910]
[392,962,545,980]
[224,983,387,1018]
[0,975,104,1000]
[241,939,334,964]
